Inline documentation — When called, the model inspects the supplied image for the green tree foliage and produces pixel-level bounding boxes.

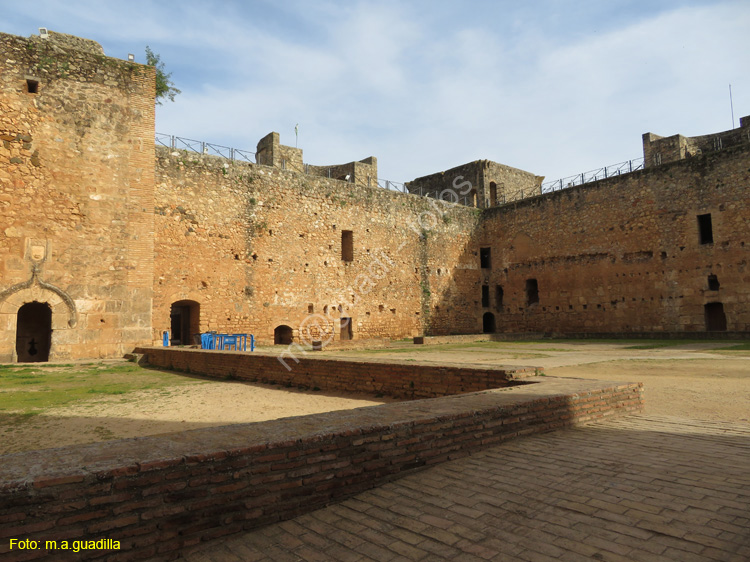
[145,46,181,105]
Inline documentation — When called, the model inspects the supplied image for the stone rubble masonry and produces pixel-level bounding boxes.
[480,142,750,333]
[0,367,643,562]
[0,30,155,361]
[1,27,749,362]
[133,347,538,399]
[643,115,750,167]
[406,159,544,207]
[153,145,480,346]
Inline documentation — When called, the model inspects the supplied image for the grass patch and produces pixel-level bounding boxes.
[0,362,202,414]
[713,342,750,351]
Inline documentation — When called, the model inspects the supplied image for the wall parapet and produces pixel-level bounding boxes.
[134,347,538,399]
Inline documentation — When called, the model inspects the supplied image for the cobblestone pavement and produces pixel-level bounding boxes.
[182,415,750,561]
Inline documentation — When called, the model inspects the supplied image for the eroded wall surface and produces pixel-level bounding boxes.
[0,32,155,360]
[153,148,480,344]
[476,144,750,333]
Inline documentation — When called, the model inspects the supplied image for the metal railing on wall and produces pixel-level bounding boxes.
[155,132,417,198]
[541,157,645,194]
[155,133,651,207]
[155,133,256,163]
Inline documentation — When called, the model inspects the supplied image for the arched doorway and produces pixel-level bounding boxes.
[16,302,52,362]
[274,325,293,345]
[482,312,496,334]
[170,300,200,345]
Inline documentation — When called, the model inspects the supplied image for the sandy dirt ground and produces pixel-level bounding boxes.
[0,380,394,454]
[1,341,747,453]
[324,341,750,422]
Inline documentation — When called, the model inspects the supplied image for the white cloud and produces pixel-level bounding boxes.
[3,0,749,185]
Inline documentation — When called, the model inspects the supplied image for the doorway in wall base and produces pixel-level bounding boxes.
[482,312,496,334]
[704,302,727,331]
[170,300,200,345]
[340,317,353,341]
[274,325,293,345]
[16,301,52,362]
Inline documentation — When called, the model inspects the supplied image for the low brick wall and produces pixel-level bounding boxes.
[134,347,538,399]
[0,357,643,562]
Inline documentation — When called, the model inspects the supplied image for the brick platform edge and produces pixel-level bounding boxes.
[0,362,643,562]
[131,347,540,399]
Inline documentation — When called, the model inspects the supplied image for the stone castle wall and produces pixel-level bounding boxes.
[407,160,542,208]
[0,31,155,361]
[1,27,749,362]
[153,147,480,345]
[476,143,750,333]
[643,117,750,167]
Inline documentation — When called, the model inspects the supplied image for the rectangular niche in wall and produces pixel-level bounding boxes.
[342,230,354,262]
[481,285,490,308]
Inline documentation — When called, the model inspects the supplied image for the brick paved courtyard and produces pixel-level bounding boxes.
[183,415,750,562]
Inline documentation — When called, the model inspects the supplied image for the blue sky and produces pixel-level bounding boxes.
[2,0,749,185]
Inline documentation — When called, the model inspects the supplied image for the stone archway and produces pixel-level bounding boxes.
[0,283,77,363]
[16,302,52,362]
[274,325,293,345]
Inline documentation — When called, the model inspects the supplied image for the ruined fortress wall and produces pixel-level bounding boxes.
[643,119,750,167]
[153,148,479,344]
[408,160,542,208]
[477,144,750,333]
[0,32,155,361]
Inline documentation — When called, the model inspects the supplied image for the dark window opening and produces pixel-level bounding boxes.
[340,317,353,341]
[170,300,200,346]
[704,302,727,331]
[481,285,490,308]
[496,285,504,311]
[489,182,497,206]
[526,279,539,306]
[342,230,353,262]
[16,301,52,362]
[697,213,713,245]
[480,247,492,269]
[482,312,496,334]
[707,275,720,291]
[26,79,39,94]
[274,325,293,345]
